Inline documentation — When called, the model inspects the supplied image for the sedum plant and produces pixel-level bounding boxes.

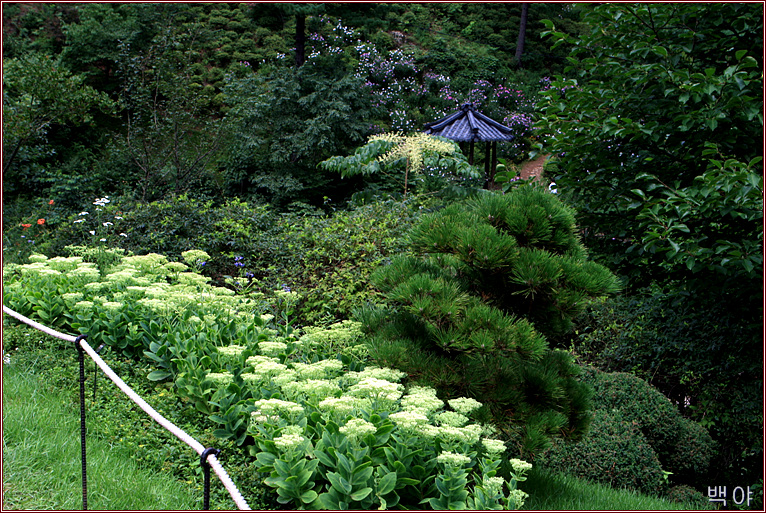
[360,185,621,455]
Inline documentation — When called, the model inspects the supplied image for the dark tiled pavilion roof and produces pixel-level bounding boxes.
[423,103,515,142]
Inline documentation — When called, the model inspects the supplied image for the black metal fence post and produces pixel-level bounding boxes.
[75,334,89,510]
[200,447,221,510]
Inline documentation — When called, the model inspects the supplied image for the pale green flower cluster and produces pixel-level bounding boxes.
[292,359,344,379]
[181,250,210,267]
[317,396,370,417]
[46,256,84,272]
[271,369,298,387]
[273,432,307,452]
[250,360,289,380]
[447,397,483,415]
[280,379,340,402]
[28,254,48,263]
[339,418,377,441]
[435,410,469,428]
[343,365,407,385]
[177,272,211,287]
[482,438,507,455]
[436,450,471,467]
[74,300,95,310]
[483,476,506,496]
[253,398,304,417]
[400,386,445,415]
[507,489,529,509]
[62,292,85,303]
[164,261,189,273]
[258,341,287,357]
[388,410,430,432]
[217,344,246,361]
[206,372,234,386]
[122,253,169,273]
[435,424,482,446]
[102,301,123,312]
[347,377,403,403]
[510,458,533,473]
[246,355,278,366]
[300,320,363,348]
[68,265,101,282]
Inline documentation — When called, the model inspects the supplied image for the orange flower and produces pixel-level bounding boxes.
[21,223,32,230]
[37,219,45,225]
[48,200,55,205]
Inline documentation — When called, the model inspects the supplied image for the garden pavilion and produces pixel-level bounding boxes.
[423,103,515,189]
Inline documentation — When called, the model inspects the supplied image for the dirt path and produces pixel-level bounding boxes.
[518,154,550,181]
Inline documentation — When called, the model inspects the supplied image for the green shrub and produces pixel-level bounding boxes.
[569,287,762,487]
[666,485,714,510]
[579,367,716,486]
[537,410,668,496]
[540,366,716,496]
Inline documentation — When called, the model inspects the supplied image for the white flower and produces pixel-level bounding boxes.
[74,219,85,223]
[447,397,483,415]
[339,418,377,441]
[510,458,533,473]
[119,233,128,237]
[436,451,471,467]
[79,211,89,216]
[482,438,506,455]
[273,433,306,452]
[89,230,96,235]
[103,222,113,227]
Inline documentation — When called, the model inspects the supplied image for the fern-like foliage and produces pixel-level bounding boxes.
[319,132,478,195]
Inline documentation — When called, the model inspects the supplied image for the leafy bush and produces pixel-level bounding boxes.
[539,366,716,497]
[666,485,714,510]
[538,409,667,496]
[578,367,716,487]
[232,199,420,325]
[36,195,419,326]
[569,287,762,487]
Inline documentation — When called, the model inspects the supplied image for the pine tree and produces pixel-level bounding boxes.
[359,186,620,455]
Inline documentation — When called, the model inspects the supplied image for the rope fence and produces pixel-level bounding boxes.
[2,305,251,511]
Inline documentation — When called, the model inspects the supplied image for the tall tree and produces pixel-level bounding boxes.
[536,3,763,290]
[536,2,763,485]
[2,53,114,179]
[514,2,529,67]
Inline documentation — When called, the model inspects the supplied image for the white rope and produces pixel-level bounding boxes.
[2,305,251,510]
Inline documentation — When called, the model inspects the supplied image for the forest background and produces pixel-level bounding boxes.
[2,2,763,509]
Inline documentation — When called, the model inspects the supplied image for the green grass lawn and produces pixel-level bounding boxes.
[2,352,200,510]
[523,466,706,510]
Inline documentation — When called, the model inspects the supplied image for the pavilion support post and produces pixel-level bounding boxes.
[484,142,491,189]
[489,142,498,189]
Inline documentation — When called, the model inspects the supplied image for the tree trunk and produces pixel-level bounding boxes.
[515,3,529,68]
[295,14,306,67]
